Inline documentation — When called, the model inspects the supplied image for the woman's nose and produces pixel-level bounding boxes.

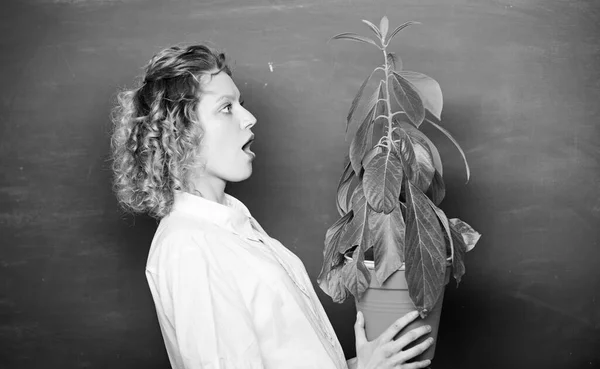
[241,108,257,129]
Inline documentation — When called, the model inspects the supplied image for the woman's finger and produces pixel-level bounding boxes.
[391,337,434,364]
[378,310,420,342]
[354,311,367,346]
[389,325,432,352]
[393,358,431,369]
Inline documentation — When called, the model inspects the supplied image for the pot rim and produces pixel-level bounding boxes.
[343,253,452,271]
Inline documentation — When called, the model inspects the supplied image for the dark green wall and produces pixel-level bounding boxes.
[1,0,599,368]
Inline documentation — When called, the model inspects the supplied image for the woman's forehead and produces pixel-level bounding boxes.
[201,71,240,99]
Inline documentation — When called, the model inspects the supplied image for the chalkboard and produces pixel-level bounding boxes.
[1,0,599,368]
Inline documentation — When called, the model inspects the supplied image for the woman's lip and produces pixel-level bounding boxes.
[242,138,254,150]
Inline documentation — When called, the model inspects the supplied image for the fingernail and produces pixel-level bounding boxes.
[428,337,435,343]
[426,325,432,332]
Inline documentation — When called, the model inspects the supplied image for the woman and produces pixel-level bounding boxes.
[111,44,434,369]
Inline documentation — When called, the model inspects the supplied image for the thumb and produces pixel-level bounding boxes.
[354,311,367,346]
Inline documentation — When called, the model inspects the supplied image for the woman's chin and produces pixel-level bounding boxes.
[228,166,253,183]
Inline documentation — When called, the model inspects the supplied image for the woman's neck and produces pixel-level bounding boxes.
[189,174,227,205]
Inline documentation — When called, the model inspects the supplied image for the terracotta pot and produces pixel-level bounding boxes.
[345,255,450,363]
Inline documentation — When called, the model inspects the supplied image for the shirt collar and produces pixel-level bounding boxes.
[171,190,259,241]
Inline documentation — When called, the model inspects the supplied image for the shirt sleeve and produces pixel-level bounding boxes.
[156,233,264,369]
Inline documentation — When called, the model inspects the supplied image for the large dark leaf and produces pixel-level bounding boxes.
[318,211,353,299]
[400,122,443,175]
[396,132,435,193]
[449,218,481,252]
[425,117,471,182]
[391,71,425,127]
[336,159,354,216]
[331,32,380,48]
[369,205,405,285]
[448,224,467,286]
[427,170,446,206]
[349,105,376,175]
[341,186,372,300]
[363,146,382,167]
[424,198,453,265]
[363,150,403,213]
[398,71,443,120]
[448,218,480,285]
[320,211,353,276]
[395,133,415,181]
[341,242,371,300]
[319,266,349,303]
[403,179,447,314]
[346,68,377,134]
[338,183,369,254]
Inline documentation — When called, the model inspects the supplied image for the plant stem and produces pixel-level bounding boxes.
[382,46,395,152]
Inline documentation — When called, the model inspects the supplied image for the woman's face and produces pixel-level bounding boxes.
[195,71,257,183]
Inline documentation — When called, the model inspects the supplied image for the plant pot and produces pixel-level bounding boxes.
[345,254,451,363]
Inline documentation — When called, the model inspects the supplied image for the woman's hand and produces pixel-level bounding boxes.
[353,310,433,369]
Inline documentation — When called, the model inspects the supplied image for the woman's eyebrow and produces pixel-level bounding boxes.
[215,93,241,104]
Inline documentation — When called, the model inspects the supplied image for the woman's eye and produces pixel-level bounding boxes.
[222,103,232,114]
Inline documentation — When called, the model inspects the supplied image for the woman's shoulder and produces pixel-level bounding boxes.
[154,212,210,243]
[148,212,231,269]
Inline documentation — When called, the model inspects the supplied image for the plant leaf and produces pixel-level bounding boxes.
[398,71,443,120]
[399,122,443,175]
[319,266,349,303]
[374,81,387,125]
[387,52,402,71]
[363,146,383,167]
[424,198,453,264]
[346,85,378,142]
[318,211,353,299]
[347,68,377,134]
[403,179,447,315]
[336,159,355,216]
[363,150,403,213]
[387,21,421,44]
[447,218,480,286]
[379,16,389,41]
[338,183,369,254]
[397,132,435,193]
[341,241,371,300]
[324,211,354,266]
[331,32,380,49]
[425,117,471,182]
[349,105,375,175]
[361,19,382,39]
[369,205,405,285]
[449,218,481,252]
[448,224,466,286]
[427,169,446,206]
[391,71,425,127]
[411,139,435,191]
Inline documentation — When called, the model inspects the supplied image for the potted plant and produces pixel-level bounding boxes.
[317,16,481,362]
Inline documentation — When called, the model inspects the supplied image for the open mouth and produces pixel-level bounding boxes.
[242,135,255,156]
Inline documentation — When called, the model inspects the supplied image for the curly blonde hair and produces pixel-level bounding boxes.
[110,44,231,218]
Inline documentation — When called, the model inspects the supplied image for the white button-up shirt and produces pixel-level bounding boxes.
[145,191,348,369]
